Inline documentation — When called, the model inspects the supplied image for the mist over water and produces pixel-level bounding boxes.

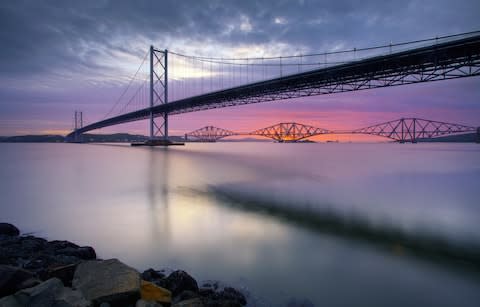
[1,142,479,306]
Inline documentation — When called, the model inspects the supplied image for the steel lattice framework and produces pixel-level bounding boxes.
[149,47,169,139]
[67,34,480,138]
[185,118,479,143]
[250,122,330,142]
[352,118,478,142]
[185,126,237,142]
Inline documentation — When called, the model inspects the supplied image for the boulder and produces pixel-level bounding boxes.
[0,224,20,237]
[56,246,96,260]
[0,236,24,266]
[48,240,80,251]
[141,269,168,288]
[141,269,166,282]
[0,277,90,307]
[23,255,55,271]
[140,280,171,304]
[19,236,47,253]
[165,271,199,297]
[0,265,40,298]
[42,263,78,287]
[73,259,141,306]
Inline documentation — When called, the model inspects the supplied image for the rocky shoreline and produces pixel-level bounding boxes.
[0,223,247,307]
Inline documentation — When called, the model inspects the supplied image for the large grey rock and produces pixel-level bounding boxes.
[0,224,19,237]
[0,265,40,297]
[0,278,90,307]
[73,259,141,306]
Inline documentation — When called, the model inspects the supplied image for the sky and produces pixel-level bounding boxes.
[0,0,479,138]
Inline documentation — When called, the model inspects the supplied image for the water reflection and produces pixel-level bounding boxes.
[1,143,480,306]
[147,147,171,243]
[204,183,480,277]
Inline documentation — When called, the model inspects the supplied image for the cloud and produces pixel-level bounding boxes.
[0,0,479,135]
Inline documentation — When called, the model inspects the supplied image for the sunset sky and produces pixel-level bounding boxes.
[0,0,479,138]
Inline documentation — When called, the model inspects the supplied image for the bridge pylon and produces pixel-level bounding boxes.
[149,46,168,140]
[137,46,183,146]
[69,110,84,143]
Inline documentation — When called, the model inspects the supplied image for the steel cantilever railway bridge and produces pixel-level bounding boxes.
[67,32,480,141]
[185,119,479,143]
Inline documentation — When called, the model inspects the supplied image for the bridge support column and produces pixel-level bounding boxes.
[72,110,83,143]
[149,46,169,141]
[476,127,480,143]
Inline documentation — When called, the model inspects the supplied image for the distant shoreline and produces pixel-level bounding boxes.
[0,132,478,143]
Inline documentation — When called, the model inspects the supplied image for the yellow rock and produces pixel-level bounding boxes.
[141,280,172,304]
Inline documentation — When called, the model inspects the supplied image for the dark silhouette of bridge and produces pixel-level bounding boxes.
[66,32,480,143]
[185,119,479,143]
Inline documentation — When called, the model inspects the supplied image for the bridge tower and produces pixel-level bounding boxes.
[398,118,417,143]
[149,46,169,140]
[73,110,83,143]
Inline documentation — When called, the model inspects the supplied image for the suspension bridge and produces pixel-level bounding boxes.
[185,119,480,143]
[66,31,480,144]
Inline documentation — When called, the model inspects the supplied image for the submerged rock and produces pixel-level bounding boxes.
[73,259,141,306]
[0,277,90,307]
[0,265,40,298]
[0,223,20,237]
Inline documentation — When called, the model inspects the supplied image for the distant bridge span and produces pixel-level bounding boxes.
[185,119,480,143]
[67,33,480,140]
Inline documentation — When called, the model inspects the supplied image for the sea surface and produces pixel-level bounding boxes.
[1,142,479,306]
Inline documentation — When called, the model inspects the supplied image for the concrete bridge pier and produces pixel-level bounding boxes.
[73,132,84,143]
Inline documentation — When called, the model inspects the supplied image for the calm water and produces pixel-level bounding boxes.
[1,142,479,306]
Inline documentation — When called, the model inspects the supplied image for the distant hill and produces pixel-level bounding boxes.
[0,133,185,143]
[0,135,65,143]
